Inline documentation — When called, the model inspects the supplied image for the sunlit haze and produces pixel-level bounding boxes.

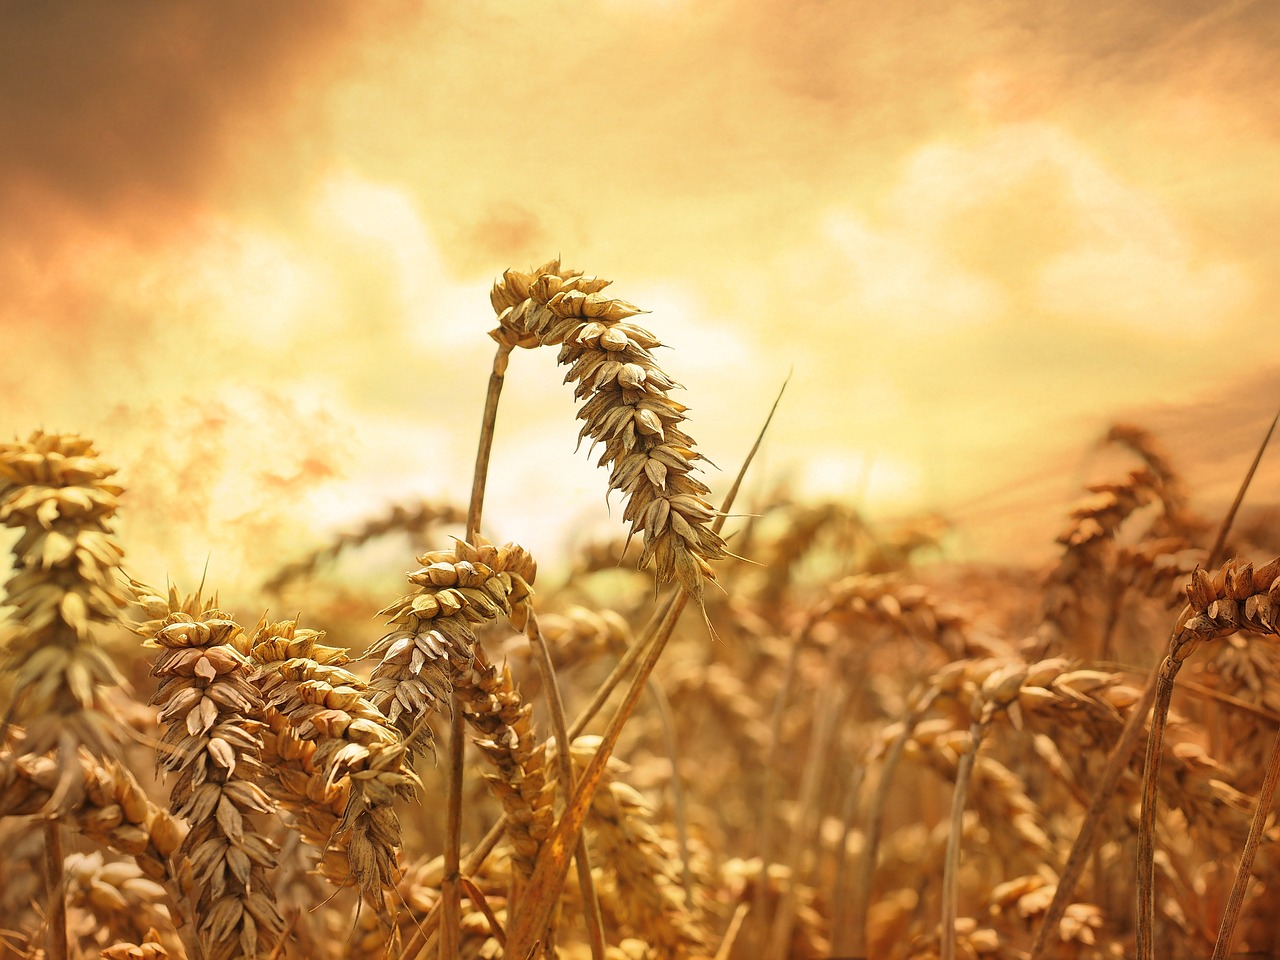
[4,0,1278,594]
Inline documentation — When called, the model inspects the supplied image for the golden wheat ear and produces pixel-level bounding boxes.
[149,612,284,960]
[491,264,726,611]
[0,432,131,787]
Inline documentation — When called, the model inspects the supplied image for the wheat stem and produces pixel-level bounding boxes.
[441,701,464,960]
[1211,720,1280,959]
[941,716,987,960]
[528,611,607,960]
[42,820,67,960]
[440,340,514,960]
[764,678,847,960]
[1137,650,1188,960]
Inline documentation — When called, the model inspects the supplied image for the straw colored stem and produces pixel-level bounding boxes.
[1137,656,1181,960]
[1211,721,1280,960]
[43,820,67,960]
[714,902,750,960]
[440,701,464,960]
[764,680,847,960]
[941,717,987,960]
[440,341,513,960]
[528,611,607,960]
[467,343,513,542]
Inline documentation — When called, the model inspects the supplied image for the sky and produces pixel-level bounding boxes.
[3,0,1279,595]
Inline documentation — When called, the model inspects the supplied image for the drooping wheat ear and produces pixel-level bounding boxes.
[0,745,185,884]
[262,499,466,595]
[454,647,554,907]
[149,612,283,960]
[570,736,708,957]
[1103,423,1191,519]
[1037,466,1180,657]
[0,432,128,771]
[491,261,726,606]
[366,537,535,755]
[803,573,1012,661]
[241,616,418,906]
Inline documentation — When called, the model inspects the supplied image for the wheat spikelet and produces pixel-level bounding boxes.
[125,580,215,640]
[454,649,554,903]
[366,538,535,754]
[149,611,282,960]
[0,432,129,784]
[240,616,418,906]
[490,261,725,606]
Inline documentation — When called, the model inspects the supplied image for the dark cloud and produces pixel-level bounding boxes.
[0,0,365,226]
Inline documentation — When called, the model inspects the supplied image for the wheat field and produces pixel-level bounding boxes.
[3,261,1279,960]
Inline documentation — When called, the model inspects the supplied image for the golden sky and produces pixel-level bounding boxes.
[3,0,1278,592]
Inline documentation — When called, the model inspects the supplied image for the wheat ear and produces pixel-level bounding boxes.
[365,538,536,753]
[150,612,283,960]
[491,261,726,607]
[243,617,418,906]
[0,432,129,776]
[453,648,555,905]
